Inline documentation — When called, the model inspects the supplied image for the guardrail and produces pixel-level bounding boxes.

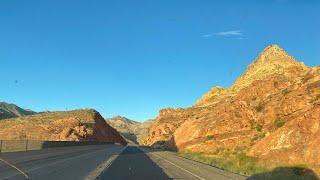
[0,140,111,153]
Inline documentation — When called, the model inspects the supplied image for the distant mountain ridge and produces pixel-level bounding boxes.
[106,116,153,144]
[0,101,36,120]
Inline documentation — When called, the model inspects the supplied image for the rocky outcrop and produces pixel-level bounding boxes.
[144,45,320,174]
[0,109,127,145]
[194,44,309,107]
[106,116,153,144]
[194,87,231,107]
[246,67,320,173]
[232,45,308,92]
[144,108,189,148]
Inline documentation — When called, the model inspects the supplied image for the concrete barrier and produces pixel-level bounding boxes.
[0,140,111,153]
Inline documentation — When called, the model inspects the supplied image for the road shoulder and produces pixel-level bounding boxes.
[140,147,246,180]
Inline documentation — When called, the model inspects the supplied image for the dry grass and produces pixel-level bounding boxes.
[179,148,266,176]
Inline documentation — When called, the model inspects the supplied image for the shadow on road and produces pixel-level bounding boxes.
[247,166,319,180]
[100,146,171,180]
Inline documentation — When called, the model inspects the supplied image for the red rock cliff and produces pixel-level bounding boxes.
[144,45,320,174]
[0,109,127,145]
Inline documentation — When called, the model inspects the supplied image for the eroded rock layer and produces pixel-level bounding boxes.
[0,109,127,145]
[144,45,320,174]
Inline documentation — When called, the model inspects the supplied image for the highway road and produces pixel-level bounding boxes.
[0,144,246,180]
[0,144,123,180]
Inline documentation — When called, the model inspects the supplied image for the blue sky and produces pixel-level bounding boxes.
[0,0,319,121]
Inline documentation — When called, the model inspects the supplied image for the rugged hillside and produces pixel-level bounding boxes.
[0,102,36,120]
[0,109,127,145]
[194,45,308,107]
[144,45,320,175]
[106,116,153,144]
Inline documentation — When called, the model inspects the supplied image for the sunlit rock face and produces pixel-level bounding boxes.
[144,45,320,174]
[0,109,127,145]
[106,116,154,144]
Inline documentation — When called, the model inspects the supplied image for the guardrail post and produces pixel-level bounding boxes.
[26,140,28,152]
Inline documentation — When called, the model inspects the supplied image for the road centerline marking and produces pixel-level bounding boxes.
[85,145,127,180]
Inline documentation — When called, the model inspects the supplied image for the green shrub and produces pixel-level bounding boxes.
[252,96,257,101]
[205,135,214,141]
[251,136,259,142]
[252,133,266,142]
[255,124,263,132]
[305,88,312,94]
[254,104,264,112]
[275,117,285,128]
[282,88,291,95]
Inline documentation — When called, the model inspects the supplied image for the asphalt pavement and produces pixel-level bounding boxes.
[99,145,246,180]
[0,144,123,180]
[0,144,246,180]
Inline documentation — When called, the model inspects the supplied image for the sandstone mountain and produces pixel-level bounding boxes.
[195,45,308,107]
[144,45,320,175]
[0,109,127,145]
[106,116,153,144]
[0,101,36,120]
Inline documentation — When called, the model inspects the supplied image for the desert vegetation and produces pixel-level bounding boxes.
[274,117,285,128]
[179,149,265,176]
[179,151,317,179]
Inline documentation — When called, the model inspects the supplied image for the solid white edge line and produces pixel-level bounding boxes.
[0,145,120,180]
[139,147,206,180]
[85,145,127,180]
[0,158,30,180]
